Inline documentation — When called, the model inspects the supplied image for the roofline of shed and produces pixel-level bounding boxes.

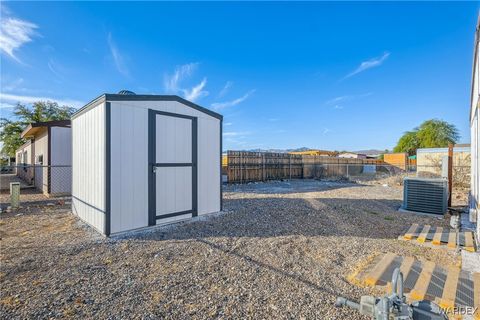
[72,94,223,120]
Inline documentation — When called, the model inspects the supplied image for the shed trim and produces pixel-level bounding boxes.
[105,102,111,236]
[72,94,223,121]
[47,126,51,194]
[148,109,198,224]
[148,109,155,226]
[155,210,193,220]
[220,118,223,211]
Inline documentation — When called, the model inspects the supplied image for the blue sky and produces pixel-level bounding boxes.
[0,2,478,151]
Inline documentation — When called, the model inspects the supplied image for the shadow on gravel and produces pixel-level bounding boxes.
[133,197,440,242]
[223,179,363,195]
[196,238,340,297]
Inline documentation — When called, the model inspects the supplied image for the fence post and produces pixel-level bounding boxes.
[447,143,453,207]
[10,182,20,209]
[262,153,265,181]
[288,155,292,180]
[240,152,243,184]
[346,164,349,178]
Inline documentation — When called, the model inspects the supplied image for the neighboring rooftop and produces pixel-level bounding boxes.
[21,120,71,139]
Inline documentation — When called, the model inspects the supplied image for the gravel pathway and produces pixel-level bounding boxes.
[0,180,460,319]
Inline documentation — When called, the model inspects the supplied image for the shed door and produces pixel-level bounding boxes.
[148,110,197,225]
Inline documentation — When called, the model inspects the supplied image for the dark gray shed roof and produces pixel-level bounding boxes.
[72,94,223,120]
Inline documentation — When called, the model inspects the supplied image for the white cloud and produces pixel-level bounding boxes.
[211,90,255,110]
[217,81,233,98]
[183,78,208,102]
[164,62,199,93]
[343,52,390,80]
[0,15,38,61]
[224,122,233,126]
[47,59,65,79]
[323,128,331,134]
[107,33,129,77]
[223,131,251,137]
[333,105,343,110]
[2,77,24,92]
[163,63,210,102]
[0,102,16,109]
[0,92,83,108]
[325,92,372,106]
[326,96,348,105]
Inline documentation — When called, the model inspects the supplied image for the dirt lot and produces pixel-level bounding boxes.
[0,179,462,319]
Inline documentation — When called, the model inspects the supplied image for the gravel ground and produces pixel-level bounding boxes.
[0,179,462,319]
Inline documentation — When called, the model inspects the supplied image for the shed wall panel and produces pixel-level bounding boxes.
[71,102,105,233]
[110,104,148,233]
[155,116,192,163]
[198,118,221,214]
[155,167,192,215]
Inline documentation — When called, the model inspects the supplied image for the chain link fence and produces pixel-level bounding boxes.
[1,165,72,196]
[302,163,416,181]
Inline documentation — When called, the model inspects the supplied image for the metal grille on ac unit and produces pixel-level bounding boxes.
[403,177,448,215]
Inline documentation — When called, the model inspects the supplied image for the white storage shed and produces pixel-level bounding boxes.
[71,92,222,236]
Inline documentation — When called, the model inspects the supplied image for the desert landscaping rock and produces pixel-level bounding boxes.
[0,180,462,319]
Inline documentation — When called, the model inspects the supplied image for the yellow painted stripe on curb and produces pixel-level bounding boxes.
[438,266,460,309]
[474,310,480,320]
[364,252,397,286]
[417,225,431,243]
[399,256,415,282]
[432,227,443,245]
[474,273,480,309]
[409,261,436,301]
[404,223,419,240]
[447,230,457,249]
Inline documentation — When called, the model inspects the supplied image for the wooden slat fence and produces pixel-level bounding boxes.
[227,151,303,183]
[226,151,386,184]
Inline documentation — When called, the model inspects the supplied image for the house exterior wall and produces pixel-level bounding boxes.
[471,17,480,242]
[471,109,479,240]
[71,102,106,233]
[109,100,221,234]
[50,127,72,194]
[15,141,33,183]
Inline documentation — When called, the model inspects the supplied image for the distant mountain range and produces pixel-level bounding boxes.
[242,147,387,155]
[353,149,387,155]
[247,147,312,153]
